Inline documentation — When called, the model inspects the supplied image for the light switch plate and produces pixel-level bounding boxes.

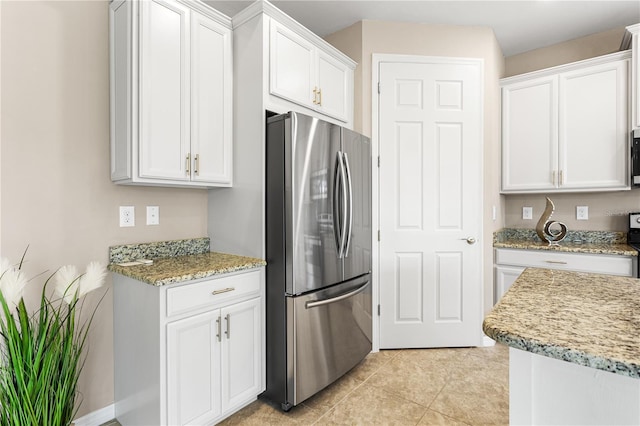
[146,206,159,225]
[576,206,589,220]
[522,207,533,220]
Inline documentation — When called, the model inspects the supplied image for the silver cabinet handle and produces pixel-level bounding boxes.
[552,171,556,185]
[305,281,369,309]
[211,287,235,296]
[559,170,564,185]
[545,260,568,265]
[224,314,230,339]
[216,316,221,342]
[186,153,191,175]
[460,237,476,245]
[194,154,200,176]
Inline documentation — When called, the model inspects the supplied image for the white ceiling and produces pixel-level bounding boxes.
[205,0,640,56]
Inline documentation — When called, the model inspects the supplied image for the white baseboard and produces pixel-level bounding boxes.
[482,335,496,347]
[73,404,115,426]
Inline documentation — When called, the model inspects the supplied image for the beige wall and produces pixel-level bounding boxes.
[1,1,209,418]
[505,27,628,77]
[326,20,505,315]
[503,27,639,232]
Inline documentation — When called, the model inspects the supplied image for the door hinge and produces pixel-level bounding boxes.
[377,304,380,316]
[377,82,380,94]
[377,230,380,241]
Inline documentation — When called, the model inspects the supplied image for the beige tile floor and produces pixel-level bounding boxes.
[219,343,509,425]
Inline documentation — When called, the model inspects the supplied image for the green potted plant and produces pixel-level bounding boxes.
[0,252,107,426]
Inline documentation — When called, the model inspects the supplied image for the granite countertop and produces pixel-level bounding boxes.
[494,228,638,256]
[108,251,266,286]
[107,237,265,286]
[483,267,640,378]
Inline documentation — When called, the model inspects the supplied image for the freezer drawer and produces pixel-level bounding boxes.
[286,274,372,406]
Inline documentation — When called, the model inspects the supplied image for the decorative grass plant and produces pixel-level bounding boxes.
[0,252,107,426]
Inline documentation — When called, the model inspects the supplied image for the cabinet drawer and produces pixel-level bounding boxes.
[166,270,261,317]
[495,248,634,276]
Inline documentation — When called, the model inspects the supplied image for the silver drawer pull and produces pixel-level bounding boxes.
[212,287,235,295]
[545,260,568,265]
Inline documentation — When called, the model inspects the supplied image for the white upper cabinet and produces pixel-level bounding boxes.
[269,19,354,123]
[316,50,351,121]
[269,22,316,107]
[502,75,558,191]
[559,60,629,189]
[624,24,640,130]
[110,0,232,188]
[501,52,630,193]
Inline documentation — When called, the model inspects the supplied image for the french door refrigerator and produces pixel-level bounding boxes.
[264,111,372,411]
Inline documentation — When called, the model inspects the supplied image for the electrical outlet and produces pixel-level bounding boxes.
[147,206,159,225]
[576,206,589,220]
[119,206,135,227]
[522,207,533,220]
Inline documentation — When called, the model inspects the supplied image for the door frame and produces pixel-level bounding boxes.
[371,53,486,351]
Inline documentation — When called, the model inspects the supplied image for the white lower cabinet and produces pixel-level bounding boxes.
[493,248,636,303]
[167,311,222,425]
[113,269,264,426]
[494,265,526,304]
[167,298,261,425]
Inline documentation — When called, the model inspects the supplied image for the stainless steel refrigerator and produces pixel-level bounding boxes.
[264,111,372,411]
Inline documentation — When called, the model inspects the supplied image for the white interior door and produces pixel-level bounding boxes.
[378,58,483,348]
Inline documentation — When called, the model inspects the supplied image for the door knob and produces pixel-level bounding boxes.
[461,237,476,245]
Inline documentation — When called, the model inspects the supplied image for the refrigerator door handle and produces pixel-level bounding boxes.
[339,151,349,258]
[304,280,369,309]
[333,151,344,257]
[342,152,353,258]
[333,150,349,258]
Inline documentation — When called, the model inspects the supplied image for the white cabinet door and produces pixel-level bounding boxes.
[502,75,558,192]
[269,21,316,108]
[167,310,221,426]
[269,20,353,123]
[559,60,628,190]
[221,297,262,412]
[316,50,351,122]
[190,11,232,185]
[494,265,525,304]
[110,0,233,188]
[628,24,640,130]
[501,53,630,193]
[139,0,190,181]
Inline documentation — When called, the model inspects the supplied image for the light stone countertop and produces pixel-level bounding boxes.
[493,228,638,256]
[108,251,266,286]
[493,239,638,256]
[483,267,640,378]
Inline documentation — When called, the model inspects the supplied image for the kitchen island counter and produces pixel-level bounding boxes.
[483,267,640,378]
[483,267,640,424]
